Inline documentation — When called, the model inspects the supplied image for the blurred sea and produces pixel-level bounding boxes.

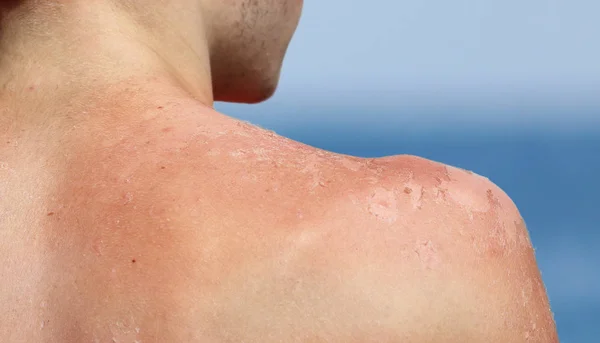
[229,110,599,343]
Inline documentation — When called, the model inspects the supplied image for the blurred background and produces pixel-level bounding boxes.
[217,1,599,341]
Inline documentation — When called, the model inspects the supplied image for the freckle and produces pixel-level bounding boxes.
[157,106,164,109]
[47,212,54,216]
[28,85,35,91]
[161,166,166,169]
[404,187,412,194]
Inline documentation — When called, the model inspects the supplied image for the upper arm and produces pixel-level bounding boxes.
[349,155,559,342]
[440,179,558,342]
[467,177,558,343]
[408,160,559,342]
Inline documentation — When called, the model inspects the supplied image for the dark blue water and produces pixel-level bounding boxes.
[233,113,599,342]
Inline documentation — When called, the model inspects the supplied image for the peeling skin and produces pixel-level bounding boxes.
[457,167,474,175]
[229,149,247,158]
[515,218,531,247]
[403,174,424,210]
[432,180,449,202]
[0,72,552,342]
[414,240,440,270]
[367,187,399,224]
[206,148,220,156]
[251,147,269,161]
[373,158,523,259]
[107,317,142,343]
[443,167,491,213]
[300,153,326,193]
[443,166,522,256]
[364,158,385,176]
[232,121,257,137]
[486,188,520,256]
[364,176,379,185]
[338,156,362,172]
[348,156,525,264]
[468,188,515,257]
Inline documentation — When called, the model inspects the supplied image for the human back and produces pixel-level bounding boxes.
[0,0,558,341]
[0,89,557,342]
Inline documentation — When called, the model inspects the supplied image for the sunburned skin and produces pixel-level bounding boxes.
[0,81,556,342]
[0,0,559,340]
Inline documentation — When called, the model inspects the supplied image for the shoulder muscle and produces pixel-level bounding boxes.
[329,155,559,342]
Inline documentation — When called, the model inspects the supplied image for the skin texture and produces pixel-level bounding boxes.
[0,0,558,342]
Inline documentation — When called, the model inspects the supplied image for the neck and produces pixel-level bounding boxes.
[0,1,214,125]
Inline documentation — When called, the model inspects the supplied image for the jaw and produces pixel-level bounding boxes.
[211,61,283,104]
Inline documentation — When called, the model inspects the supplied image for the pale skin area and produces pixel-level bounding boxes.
[0,0,558,342]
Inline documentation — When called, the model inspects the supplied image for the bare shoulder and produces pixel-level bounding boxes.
[23,98,558,342]
[323,154,559,342]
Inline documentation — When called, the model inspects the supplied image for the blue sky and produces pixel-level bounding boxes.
[218,0,600,127]
[284,0,600,89]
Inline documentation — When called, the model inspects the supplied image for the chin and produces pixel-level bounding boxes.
[243,82,279,104]
[214,79,280,104]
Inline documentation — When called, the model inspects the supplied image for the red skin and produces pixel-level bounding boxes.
[0,82,558,342]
